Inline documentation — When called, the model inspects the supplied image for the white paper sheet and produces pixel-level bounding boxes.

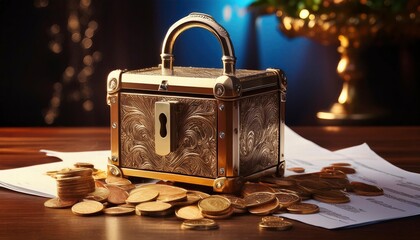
[0,150,109,198]
[278,142,420,229]
[1,127,419,229]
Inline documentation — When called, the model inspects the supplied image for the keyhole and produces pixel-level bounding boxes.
[159,113,167,138]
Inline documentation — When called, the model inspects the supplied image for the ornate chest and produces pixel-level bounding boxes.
[106,13,286,193]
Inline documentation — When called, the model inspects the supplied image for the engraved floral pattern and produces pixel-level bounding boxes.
[120,93,217,178]
[239,93,280,176]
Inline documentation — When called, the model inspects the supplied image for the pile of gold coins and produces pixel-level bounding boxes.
[44,162,384,231]
[54,168,95,200]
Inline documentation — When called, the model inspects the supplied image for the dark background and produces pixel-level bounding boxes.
[1,0,419,126]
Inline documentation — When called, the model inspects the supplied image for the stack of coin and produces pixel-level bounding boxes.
[55,168,95,200]
[348,181,384,196]
[181,219,219,230]
[258,216,293,231]
[135,201,173,216]
[71,200,104,216]
[220,194,247,214]
[175,205,204,220]
[74,162,107,180]
[198,195,234,219]
[244,192,279,215]
[272,192,300,210]
[286,202,319,214]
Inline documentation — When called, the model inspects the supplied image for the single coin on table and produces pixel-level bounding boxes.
[175,205,204,220]
[181,218,219,230]
[248,197,280,215]
[244,192,276,208]
[71,200,104,216]
[44,197,78,209]
[198,195,231,215]
[259,219,293,231]
[135,201,173,217]
[106,185,129,205]
[286,202,319,214]
[125,188,159,204]
[349,181,384,196]
[103,206,135,215]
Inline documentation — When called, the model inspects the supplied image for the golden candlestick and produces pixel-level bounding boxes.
[252,0,419,123]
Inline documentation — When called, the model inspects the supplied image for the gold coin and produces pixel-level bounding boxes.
[241,182,275,196]
[322,166,356,174]
[287,167,305,173]
[181,219,219,230]
[84,187,110,202]
[259,220,293,231]
[261,216,284,222]
[273,192,300,208]
[243,192,276,208]
[321,178,350,190]
[117,203,137,209]
[136,201,172,213]
[74,162,95,169]
[248,197,280,215]
[126,189,159,204]
[186,190,210,199]
[276,187,312,200]
[319,169,347,179]
[170,193,202,207]
[103,206,135,215]
[71,200,104,215]
[92,170,107,180]
[287,172,320,181]
[175,205,204,220]
[44,197,78,209]
[261,176,297,187]
[221,194,247,211]
[350,181,384,196]
[135,184,187,203]
[198,195,231,215]
[45,170,59,177]
[287,202,319,214]
[330,162,352,167]
[105,175,132,186]
[297,180,331,193]
[106,185,129,205]
[55,175,83,182]
[56,168,93,178]
[312,190,350,204]
[201,206,234,219]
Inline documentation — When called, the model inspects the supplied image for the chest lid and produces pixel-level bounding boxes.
[116,67,283,98]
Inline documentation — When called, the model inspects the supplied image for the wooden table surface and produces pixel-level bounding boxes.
[1,126,419,240]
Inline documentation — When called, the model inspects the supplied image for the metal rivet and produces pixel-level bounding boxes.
[109,78,117,90]
[215,83,225,96]
[218,104,225,111]
[215,182,223,188]
[111,156,118,162]
[219,131,225,139]
[219,168,225,175]
[110,97,116,104]
[235,84,241,93]
[159,80,168,91]
[110,167,118,175]
[112,122,117,129]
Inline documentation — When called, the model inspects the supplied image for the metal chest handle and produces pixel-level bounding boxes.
[161,12,236,76]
